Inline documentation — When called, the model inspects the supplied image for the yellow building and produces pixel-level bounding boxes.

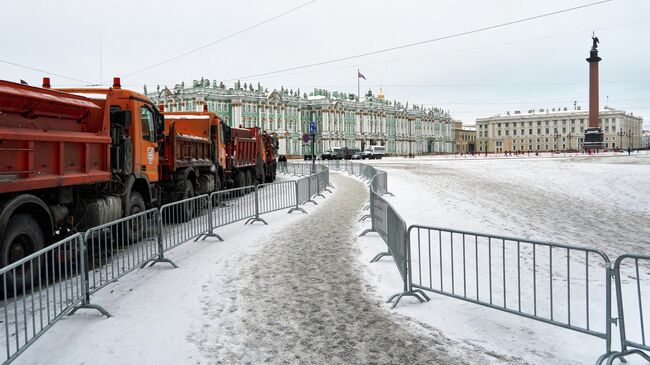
[454,121,476,153]
[476,107,643,153]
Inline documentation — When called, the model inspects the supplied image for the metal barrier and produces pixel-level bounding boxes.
[0,234,85,364]
[257,180,298,215]
[370,172,393,197]
[210,186,257,228]
[83,209,161,293]
[159,195,212,253]
[606,255,650,364]
[350,160,629,363]
[0,165,332,364]
[404,226,614,359]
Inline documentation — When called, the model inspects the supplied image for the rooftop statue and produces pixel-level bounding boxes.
[591,32,599,51]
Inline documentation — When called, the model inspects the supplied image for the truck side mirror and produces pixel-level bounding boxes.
[210,125,218,141]
[156,113,165,136]
[110,110,132,128]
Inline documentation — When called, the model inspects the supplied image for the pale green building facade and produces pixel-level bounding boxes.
[149,79,454,156]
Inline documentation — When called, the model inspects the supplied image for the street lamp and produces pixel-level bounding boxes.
[553,133,561,153]
[567,132,573,152]
[629,129,633,154]
[617,128,629,154]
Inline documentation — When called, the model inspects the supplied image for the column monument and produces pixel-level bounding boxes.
[582,33,604,150]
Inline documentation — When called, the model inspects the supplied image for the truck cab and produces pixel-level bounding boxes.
[58,78,165,209]
[0,78,164,275]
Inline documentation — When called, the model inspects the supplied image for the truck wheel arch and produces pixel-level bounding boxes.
[122,175,153,212]
[0,194,54,244]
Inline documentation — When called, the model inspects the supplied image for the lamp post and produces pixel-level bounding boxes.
[553,133,561,153]
[628,128,632,155]
[617,128,628,154]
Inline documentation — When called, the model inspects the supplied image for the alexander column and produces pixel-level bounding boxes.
[582,33,604,150]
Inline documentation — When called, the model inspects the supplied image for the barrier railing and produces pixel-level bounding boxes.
[256,180,297,215]
[159,195,212,252]
[0,234,85,364]
[83,209,160,293]
[406,225,613,360]
[607,255,650,364]
[346,160,645,363]
[0,165,331,364]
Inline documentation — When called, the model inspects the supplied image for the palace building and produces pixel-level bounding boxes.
[475,107,643,153]
[148,79,455,156]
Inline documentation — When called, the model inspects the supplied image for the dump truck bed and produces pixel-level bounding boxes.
[0,80,111,194]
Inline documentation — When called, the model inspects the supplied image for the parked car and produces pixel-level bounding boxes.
[363,146,386,159]
[351,152,363,160]
[321,150,334,160]
[342,147,361,160]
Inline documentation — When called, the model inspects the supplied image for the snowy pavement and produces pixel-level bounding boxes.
[191,173,516,364]
[16,173,518,365]
[357,153,650,365]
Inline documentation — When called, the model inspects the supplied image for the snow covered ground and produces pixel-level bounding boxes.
[11,155,650,364]
[15,174,511,365]
[356,152,650,365]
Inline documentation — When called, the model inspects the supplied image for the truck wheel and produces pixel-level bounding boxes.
[1,214,44,295]
[126,191,146,242]
[214,175,222,192]
[245,170,253,187]
[234,171,245,189]
[180,182,195,221]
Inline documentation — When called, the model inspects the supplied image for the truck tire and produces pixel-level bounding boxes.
[127,191,146,216]
[235,171,245,189]
[245,170,253,187]
[126,191,146,242]
[1,214,44,295]
[214,175,222,192]
[180,181,195,221]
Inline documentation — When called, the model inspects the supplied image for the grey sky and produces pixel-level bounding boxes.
[2,0,649,127]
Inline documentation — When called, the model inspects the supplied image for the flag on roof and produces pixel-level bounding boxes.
[357,71,366,80]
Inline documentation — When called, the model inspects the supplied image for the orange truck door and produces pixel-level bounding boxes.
[138,105,160,182]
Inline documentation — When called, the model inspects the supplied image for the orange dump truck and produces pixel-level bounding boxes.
[0,77,275,270]
[161,111,278,191]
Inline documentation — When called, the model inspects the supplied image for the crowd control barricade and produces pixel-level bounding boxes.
[256,180,297,215]
[159,195,212,252]
[404,226,614,360]
[295,177,315,206]
[83,209,160,294]
[0,164,332,364]
[210,186,257,230]
[370,172,393,197]
[0,234,85,364]
[278,161,288,173]
[606,255,650,364]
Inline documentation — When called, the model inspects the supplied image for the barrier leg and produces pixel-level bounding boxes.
[145,211,179,268]
[386,291,429,310]
[359,228,376,236]
[245,186,268,225]
[604,350,649,365]
[288,181,307,214]
[69,235,111,317]
[197,196,224,241]
[370,252,391,262]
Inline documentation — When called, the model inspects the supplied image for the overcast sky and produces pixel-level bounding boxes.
[2,0,649,127]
